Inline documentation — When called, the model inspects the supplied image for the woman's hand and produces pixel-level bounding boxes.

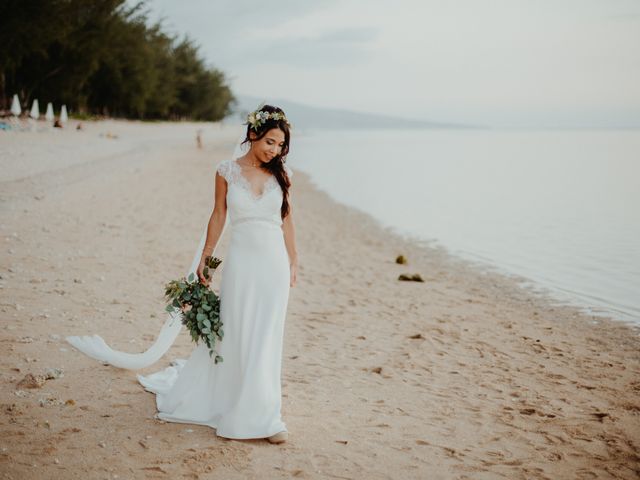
[289,262,298,287]
[197,257,209,286]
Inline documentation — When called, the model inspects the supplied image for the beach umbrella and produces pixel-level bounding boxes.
[45,102,54,121]
[29,99,40,120]
[60,105,68,124]
[10,94,21,116]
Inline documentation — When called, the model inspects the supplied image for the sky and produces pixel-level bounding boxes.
[142,0,640,128]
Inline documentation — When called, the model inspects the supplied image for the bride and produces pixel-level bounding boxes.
[67,104,298,444]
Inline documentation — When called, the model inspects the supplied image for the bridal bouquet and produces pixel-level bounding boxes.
[164,256,224,363]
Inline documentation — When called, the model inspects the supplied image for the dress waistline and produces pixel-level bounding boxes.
[231,216,282,228]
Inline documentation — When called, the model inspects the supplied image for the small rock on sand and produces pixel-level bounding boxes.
[17,373,46,389]
[45,367,64,379]
[398,273,424,282]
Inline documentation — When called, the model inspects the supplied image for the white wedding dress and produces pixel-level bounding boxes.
[67,147,293,440]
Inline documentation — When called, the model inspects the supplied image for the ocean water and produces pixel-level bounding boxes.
[290,128,640,324]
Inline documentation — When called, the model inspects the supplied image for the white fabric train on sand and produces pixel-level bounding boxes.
[65,133,246,370]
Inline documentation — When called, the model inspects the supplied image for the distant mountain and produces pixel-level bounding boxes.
[229,95,476,131]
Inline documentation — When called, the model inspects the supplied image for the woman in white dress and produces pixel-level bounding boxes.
[67,105,298,444]
[139,105,297,443]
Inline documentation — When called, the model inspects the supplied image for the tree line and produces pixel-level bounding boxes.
[0,0,235,121]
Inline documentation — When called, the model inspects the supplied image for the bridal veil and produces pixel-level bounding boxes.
[65,133,247,370]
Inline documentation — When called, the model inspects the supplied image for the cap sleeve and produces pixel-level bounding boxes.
[216,159,233,183]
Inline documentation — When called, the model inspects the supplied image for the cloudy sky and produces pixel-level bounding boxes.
[143,0,640,127]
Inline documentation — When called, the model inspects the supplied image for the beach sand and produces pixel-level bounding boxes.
[1,120,638,479]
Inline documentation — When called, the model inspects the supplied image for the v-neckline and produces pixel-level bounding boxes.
[233,158,275,199]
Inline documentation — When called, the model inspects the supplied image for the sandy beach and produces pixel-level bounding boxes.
[1,120,639,479]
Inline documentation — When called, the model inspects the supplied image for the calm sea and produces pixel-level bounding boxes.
[290,128,640,324]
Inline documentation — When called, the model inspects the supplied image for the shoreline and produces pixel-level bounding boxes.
[1,120,638,479]
[291,127,640,329]
[391,223,640,329]
[296,173,640,330]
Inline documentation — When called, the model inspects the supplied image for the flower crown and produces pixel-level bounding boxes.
[246,105,291,131]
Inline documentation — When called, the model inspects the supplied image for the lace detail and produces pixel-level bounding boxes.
[218,159,292,184]
[216,159,239,184]
[218,159,279,201]
[244,173,278,200]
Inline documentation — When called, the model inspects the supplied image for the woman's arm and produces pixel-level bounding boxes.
[197,172,227,285]
[282,201,298,287]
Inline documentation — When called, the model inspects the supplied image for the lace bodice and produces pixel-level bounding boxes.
[216,158,292,227]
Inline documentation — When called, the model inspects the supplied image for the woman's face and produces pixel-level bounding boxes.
[251,128,286,164]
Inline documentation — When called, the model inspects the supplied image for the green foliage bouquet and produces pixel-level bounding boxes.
[164,256,224,363]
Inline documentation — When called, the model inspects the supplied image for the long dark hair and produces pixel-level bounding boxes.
[241,104,292,219]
